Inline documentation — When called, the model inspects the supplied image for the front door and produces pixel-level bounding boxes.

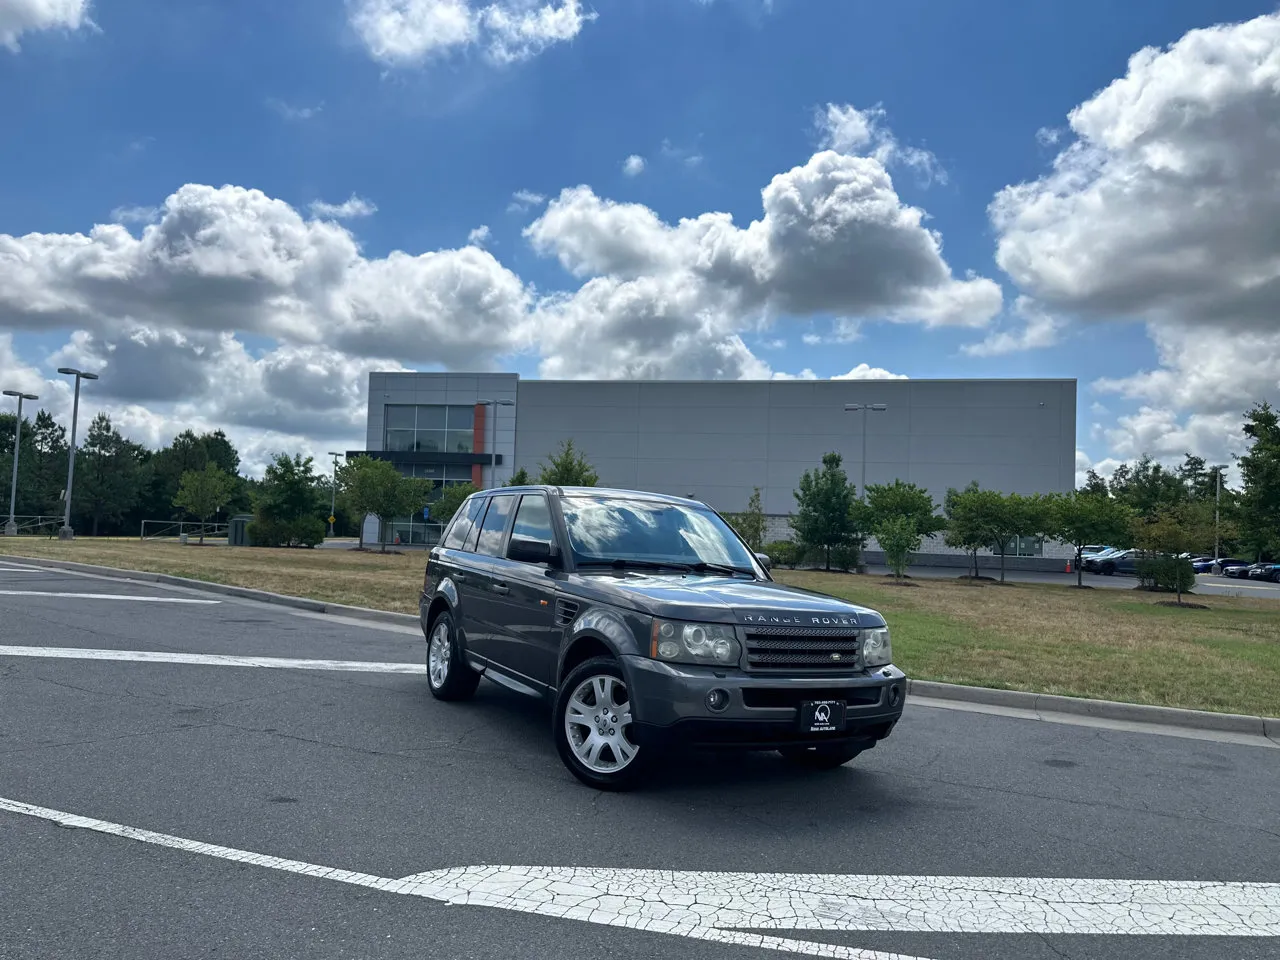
[463,492,518,665]
[486,493,561,691]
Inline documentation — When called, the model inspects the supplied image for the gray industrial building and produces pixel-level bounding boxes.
[354,372,1077,569]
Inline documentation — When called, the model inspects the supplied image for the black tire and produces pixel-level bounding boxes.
[778,743,865,769]
[1101,563,1115,576]
[554,656,647,791]
[425,611,480,701]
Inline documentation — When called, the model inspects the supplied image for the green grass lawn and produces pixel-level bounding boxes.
[2,538,1277,716]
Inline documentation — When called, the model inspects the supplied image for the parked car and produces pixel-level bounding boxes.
[1083,547,1126,572]
[1221,562,1256,579]
[1247,563,1280,583]
[1096,549,1140,576]
[1193,557,1247,574]
[419,485,907,790]
[1080,544,1113,560]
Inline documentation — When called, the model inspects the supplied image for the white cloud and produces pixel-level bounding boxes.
[992,12,1280,467]
[1034,126,1061,147]
[818,103,947,186]
[832,363,908,381]
[0,0,90,51]
[506,188,546,214]
[309,195,378,219]
[265,98,323,121]
[467,224,491,247]
[961,295,1062,357]
[621,154,646,177]
[660,139,704,168]
[802,318,862,345]
[110,205,159,225]
[349,0,592,67]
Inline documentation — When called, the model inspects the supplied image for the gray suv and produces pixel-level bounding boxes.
[419,485,907,789]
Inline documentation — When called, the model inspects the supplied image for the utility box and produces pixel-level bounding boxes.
[228,514,254,547]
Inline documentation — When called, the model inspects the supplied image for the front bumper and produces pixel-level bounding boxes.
[621,655,906,750]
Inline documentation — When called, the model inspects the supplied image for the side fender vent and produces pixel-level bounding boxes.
[554,599,580,627]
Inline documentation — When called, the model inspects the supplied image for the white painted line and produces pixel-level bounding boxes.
[2,796,1277,960]
[0,590,220,604]
[0,645,425,674]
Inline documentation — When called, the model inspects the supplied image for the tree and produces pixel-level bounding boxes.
[1048,491,1134,587]
[791,453,860,571]
[1132,507,1205,604]
[986,492,1052,583]
[1108,454,1187,520]
[173,463,234,544]
[29,410,68,517]
[75,413,143,536]
[506,466,534,486]
[538,439,599,486]
[249,453,325,548]
[1237,402,1280,561]
[865,480,946,538]
[726,487,766,552]
[876,514,922,579]
[338,456,435,552]
[943,483,1004,579]
[433,483,479,531]
[1080,469,1110,498]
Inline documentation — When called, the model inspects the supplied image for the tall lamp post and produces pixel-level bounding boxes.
[327,451,344,538]
[4,389,39,537]
[56,367,99,540]
[476,398,516,489]
[843,402,888,500]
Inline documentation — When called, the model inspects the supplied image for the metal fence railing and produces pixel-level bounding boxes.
[1,515,64,538]
[140,520,229,542]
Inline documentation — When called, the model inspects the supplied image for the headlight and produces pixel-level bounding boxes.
[861,627,892,667]
[651,619,741,665]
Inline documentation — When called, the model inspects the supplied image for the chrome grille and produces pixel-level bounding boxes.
[743,625,862,671]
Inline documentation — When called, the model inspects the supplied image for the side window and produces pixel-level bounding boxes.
[442,497,485,551]
[474,495,515,557]
[510,494,553,543]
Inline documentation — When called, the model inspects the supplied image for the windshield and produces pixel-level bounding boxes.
[560,496,756,571]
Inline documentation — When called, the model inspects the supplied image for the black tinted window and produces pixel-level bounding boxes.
[442,497,486,550]
[475,495,515,557]
[511,494,553,543]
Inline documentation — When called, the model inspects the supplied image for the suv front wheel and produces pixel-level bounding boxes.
[554,657,645,791]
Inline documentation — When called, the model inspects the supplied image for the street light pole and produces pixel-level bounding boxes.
[327,451,343,538]
[1214,469,1221,562]
[56,368,99,540]
[843,403,888,500]
[476,399,515,489]
[4,390,39,537]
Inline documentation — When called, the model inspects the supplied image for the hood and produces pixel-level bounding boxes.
[563,573,886,627]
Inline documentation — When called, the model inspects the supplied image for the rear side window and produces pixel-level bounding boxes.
[442,497,486,551]
[475,495,515,557]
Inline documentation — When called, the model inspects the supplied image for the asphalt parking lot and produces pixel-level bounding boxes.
[1,560,1277,960]
[865,563,1280,599]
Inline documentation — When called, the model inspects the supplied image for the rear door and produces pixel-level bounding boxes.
[435,495,488,655]
[485,493,561,691]
[464,493,518,664]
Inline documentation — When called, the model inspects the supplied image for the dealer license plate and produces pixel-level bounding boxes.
[799,700,846,734]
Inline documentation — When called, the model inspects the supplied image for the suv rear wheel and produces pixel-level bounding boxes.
[425,611,481,701]
[554,656,645,791]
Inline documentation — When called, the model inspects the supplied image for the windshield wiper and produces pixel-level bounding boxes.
[576,558,695,572]
[687,561,755,577]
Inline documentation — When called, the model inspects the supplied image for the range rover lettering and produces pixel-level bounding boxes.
[419,486,907,790]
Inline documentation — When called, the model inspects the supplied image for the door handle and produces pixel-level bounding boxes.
[491,582,509,595]
[453,572,468,582]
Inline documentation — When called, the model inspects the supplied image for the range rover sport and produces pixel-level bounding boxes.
[419,485,907,790]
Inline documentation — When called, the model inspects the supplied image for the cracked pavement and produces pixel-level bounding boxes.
[1,566,1278,960]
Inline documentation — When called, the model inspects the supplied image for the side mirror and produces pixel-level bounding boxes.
[508,536,554,565]
[755,552,772,570]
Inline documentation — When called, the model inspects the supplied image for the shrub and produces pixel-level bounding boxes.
[1136,555,1195,594]
[876,514,923,579]
[763,540,800,569]
[830,541,863,572]
[248,515,325,548]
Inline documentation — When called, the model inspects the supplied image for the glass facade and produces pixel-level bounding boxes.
[384,404,476,454]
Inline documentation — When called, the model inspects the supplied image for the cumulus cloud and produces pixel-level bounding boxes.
[818,103,947,186]
[961,295,1062,357]
[621,154,646,177]
[349,0,593,67]
[993,12,1280,467]
[467,224,491,247]
[0,0,90,51]
[506,188,546,214]
[832,363,907,381]
[309,194,377,219]
[110,205,159,225]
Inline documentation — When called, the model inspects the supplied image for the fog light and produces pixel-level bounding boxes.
[706,689,730,712]
[888,685,902,707]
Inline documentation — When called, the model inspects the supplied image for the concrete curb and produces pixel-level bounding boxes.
[1,555,420,628]
[6,553,1277,740]
[907,679,1280,741]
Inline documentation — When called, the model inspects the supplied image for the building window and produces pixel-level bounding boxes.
[383,404,476,454]
[1000,536,1044,557]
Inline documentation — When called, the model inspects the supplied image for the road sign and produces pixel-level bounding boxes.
[328,515,336,525]
[422,507,430,520]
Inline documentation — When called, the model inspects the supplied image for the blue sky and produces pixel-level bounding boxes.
[1,0,1277,476]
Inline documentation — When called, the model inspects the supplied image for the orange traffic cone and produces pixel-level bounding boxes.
[1065,560,1072,573]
